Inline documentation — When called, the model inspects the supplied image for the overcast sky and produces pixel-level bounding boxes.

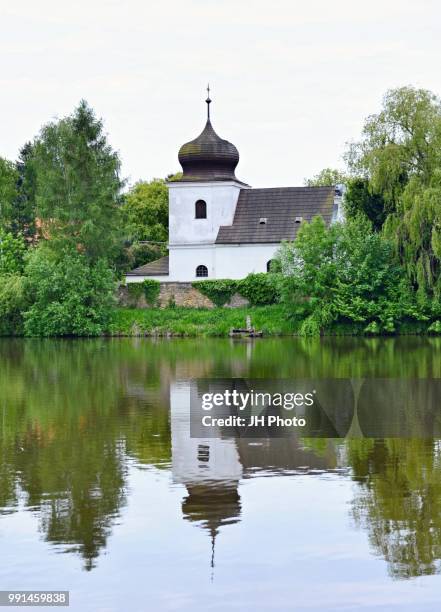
[1,0,441,188]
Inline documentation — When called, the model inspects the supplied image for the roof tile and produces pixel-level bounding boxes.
[216,186,334,244]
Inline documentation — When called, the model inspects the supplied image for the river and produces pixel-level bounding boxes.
[1,337,441,611]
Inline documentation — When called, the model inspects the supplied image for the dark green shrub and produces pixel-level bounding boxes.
[127,283,144,300]
[192,279,238,307]
[127,279,160,307]
[0,274,27,335]
[238,273,280,306]
[276,215,428,336]
[142,279,160,306]
[0,230,26,275]
[24,246,116,336]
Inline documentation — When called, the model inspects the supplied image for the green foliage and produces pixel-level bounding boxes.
[126,279,160,306]
[31,100,124,263]
[346,86,441,297]
[305,167,347,186]
[428,320,441,334]
[127,283,144,300]
[24,246,116,337]
[192,279,239,307]
[346,87,441,208]
[12,142,38,241]
[0,230,26,274]
[387,172,441,300]
[344,178,387,231]
[0,157,18,229]
[121,179,168,268]
[109,305,293,337]
[275,215,421,335]
[0,274,26,335]
[238,273,279,306]
[193,274,280,307]
[142,279,160,305]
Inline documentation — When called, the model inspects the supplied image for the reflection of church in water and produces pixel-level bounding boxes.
[170,380,340,571]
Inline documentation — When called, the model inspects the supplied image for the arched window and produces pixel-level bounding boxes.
[266,259,274,273]
[196,265,208,278]
[195,200,207,219]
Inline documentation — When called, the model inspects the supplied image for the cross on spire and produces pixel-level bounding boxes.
[206,83,211,120]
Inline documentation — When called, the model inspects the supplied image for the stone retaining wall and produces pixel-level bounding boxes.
[118,283,249,309]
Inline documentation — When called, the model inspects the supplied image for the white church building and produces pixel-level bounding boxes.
[126,93,344,283]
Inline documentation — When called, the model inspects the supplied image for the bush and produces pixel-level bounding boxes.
[127,282,144,301]
[238,273,280,306]
[428,320,441,335]
[0,230,26,275]
[0,274,26,335]
[23,247,116,336]
[275,215,422,335]
[193,275,281,307]
[127,279,160,307]
[142,279,160,305]
[192,279,238,307]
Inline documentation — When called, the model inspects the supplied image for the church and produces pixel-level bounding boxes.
[126,92,344,284]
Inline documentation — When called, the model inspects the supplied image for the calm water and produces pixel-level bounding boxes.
[1,337,441,611]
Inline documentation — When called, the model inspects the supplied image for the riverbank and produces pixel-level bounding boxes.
[107,307,435,337]
[107,306,294,337]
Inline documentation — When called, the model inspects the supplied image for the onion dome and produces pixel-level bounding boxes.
[177,87,243,183]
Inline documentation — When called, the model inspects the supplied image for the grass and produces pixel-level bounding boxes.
[107,306,441,338]
[107,305,296,337]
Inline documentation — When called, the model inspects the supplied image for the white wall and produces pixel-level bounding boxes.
[168,180,247,245]
[126,243,280,283]
[215,244,279,279]
[169,243,279,282]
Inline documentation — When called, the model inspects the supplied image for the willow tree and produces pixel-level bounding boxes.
[346,86,441,299]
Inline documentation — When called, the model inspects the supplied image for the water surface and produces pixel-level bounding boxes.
[1,337,441,611]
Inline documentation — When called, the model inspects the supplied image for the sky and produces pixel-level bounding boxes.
[1,0,441,188]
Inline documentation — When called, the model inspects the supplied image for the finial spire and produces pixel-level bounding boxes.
[205,83,211,121]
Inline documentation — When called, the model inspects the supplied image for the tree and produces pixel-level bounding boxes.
[13,142,38,242]
[0,157,18,229]
[31,100,125,263]
[0,274,26,335]
[276,215,418,335]
[24,246,116,337]
[346,86,441,298]
[121,179,168,267]
[349,438,441,578]
[344,178,387,231]
[0,229,26,275]
[346,87,441,208]
[305,167,347,187]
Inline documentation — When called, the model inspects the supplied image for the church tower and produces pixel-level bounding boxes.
[126,87,339,286]
[167,87,250,281]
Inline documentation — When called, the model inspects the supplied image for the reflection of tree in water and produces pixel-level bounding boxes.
[2,336,441,573]
[348,439,441,579]
[14,426,126,572]
[0,340,171,570]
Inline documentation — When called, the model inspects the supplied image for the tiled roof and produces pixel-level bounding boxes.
[216,186,334,244]
[127,255,169,276]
